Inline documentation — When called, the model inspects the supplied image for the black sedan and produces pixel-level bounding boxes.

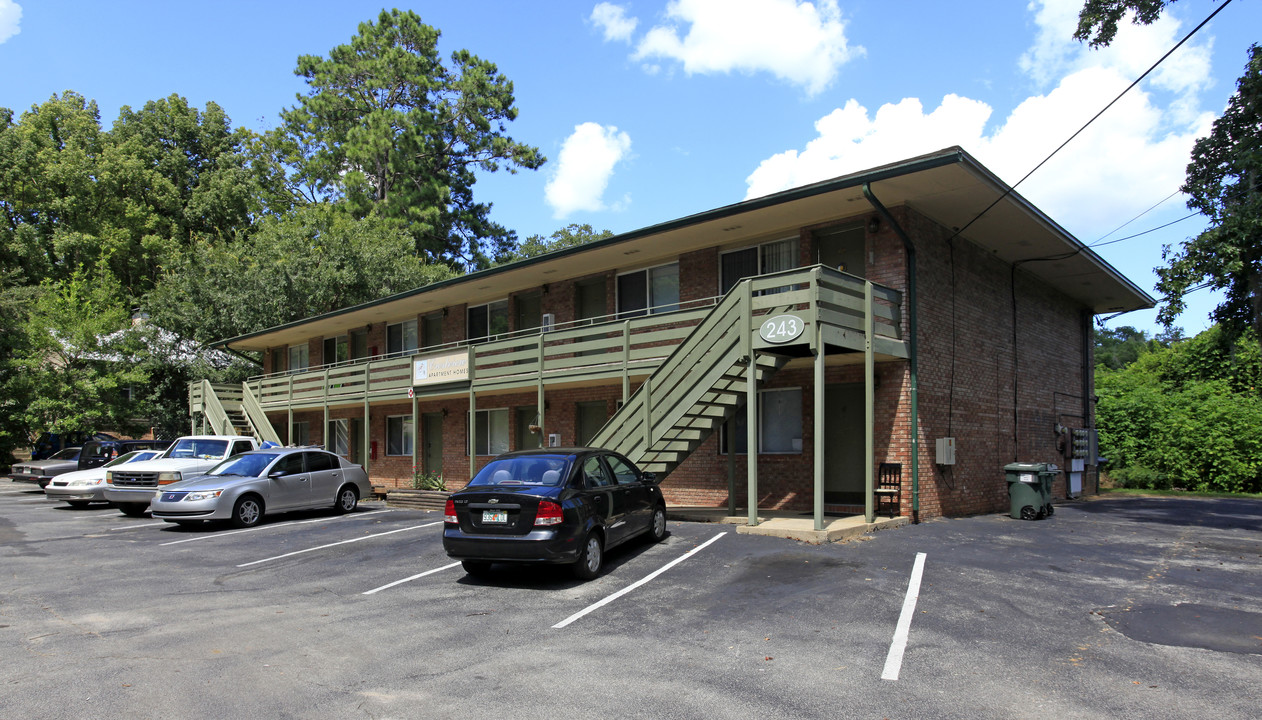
[443,448,667,579]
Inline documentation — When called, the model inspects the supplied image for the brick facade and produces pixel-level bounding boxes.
[249,201,1100,520]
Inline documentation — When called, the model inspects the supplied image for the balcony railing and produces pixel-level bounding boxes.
[234,265,903,410]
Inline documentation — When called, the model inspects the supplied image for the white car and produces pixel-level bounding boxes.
[44,450,164,507]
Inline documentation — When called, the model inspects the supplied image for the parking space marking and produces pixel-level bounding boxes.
[881,551,927,681]
[552,531,727,630]
[363,561,462,595]
[236,521,442,567]
[109,521,169,531]
[160,509,396,546]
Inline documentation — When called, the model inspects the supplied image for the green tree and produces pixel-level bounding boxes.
[1075,4,1261,341]
[1158,45,1262,339]
[8,265,149,443]
[277,9,545,269]
[499,223,615,264]
[147,205,457,344]
[1073,0,1181,47]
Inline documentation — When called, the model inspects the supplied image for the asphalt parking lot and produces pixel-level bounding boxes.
[2,481,1259,719]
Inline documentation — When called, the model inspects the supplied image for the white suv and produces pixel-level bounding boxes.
[104,435,258,516]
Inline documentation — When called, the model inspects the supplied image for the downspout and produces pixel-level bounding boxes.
[863,183,919,524]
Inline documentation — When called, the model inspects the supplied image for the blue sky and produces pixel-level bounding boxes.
[3,0,1259,336]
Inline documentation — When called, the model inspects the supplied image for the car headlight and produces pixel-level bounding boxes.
[68,477,104,487]
[157,471,183,485]
[184,490,223,501]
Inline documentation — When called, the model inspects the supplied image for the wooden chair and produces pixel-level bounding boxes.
[875,463,902,517]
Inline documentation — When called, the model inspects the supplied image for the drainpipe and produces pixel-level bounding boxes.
[863,183,919,524]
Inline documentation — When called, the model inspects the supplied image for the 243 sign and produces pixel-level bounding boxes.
[759,314,805,344]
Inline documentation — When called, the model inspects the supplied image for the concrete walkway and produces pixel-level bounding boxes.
[666,506,910,544]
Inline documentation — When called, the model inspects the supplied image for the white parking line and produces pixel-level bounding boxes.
[881,551,927,681]
[160,509,394,546]
[363,561,462,595]
[110,521,169,531]
[236,521,441,567]
[552,531,727,629]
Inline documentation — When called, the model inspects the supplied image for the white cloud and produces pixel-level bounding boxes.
[591,2,638,43]
[0,1,22,44]
[545,123,633,218]
[625,0,862,96]
[745,0,1215,232]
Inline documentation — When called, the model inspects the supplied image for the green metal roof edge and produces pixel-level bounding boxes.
[214,148,968,349]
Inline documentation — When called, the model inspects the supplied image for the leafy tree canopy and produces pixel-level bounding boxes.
[146,205,457,344]
[277,8,545,270]
[1073,0,1180,48]
[1158,44,1262,339]
[499,223,615,264]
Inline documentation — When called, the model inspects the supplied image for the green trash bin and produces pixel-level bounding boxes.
[1038,465,1059,517]
[1004,462,1047,520]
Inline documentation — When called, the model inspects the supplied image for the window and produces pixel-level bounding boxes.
[272,453,304,476]
[582,456,614,488]
[323,335,349,366]
[306,451,335,472]
[291,421,310,446]
[467,300,509,341]
[720,237,799,295]
[387,319,418,356]
[720,388,804,454]
[605,454,640,485]
[328,418,350,456]
[230,439,255,457]
[288,343,309,372]
[617,263,680,317]
[387,415,414,456]
[471,408,509,456]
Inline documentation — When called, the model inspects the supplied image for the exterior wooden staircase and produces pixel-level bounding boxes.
[589,281,794,477]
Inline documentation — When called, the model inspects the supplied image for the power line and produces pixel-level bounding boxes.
[1089,212,1200,248]
[1093,189,1183,243]
[948,0,1236,242]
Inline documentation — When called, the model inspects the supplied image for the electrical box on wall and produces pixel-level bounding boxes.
[935,437,956,465]
[547,433,561,447]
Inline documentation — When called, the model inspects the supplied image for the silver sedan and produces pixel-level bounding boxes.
[150,447,372,528]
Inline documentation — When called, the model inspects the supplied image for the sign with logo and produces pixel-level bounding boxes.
[758,314,805,344]
[413,349,470,387]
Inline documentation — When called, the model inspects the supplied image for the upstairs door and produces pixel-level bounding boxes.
[815,224,865,277]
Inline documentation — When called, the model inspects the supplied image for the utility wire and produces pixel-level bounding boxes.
[948,0,1235,242]
[1093,189,1183,243]
[1088,212,1199,248]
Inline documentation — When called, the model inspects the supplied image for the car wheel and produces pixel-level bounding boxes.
[334,485,359,514]
[648,505,667,542]
[231,495,263,528]
[461,560,493,577]
[118,504,148,517]
[572,532,604,580]
[68,501,91,509]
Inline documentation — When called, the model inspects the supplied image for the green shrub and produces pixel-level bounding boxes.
[412,469,446,491]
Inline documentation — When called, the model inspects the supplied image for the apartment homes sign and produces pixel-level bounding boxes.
[412,349,469,387]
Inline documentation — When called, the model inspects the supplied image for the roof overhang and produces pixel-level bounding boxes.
[218,147,1154,352]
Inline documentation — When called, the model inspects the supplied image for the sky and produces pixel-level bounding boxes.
[3,0,1259,337]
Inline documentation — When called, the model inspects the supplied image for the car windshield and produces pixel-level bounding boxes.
[48,448,80,460]
[166,439,228,460]
[468,455,572,487]
[206,453,280,478]
[104,450,159,468]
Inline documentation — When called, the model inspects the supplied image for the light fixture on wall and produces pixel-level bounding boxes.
[868,217,881,234]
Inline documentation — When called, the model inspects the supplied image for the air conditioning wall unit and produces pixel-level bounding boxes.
[542,313,555,332]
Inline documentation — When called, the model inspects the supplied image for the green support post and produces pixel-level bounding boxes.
[865,280,875,524]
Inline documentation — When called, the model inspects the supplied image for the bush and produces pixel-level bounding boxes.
[412,469,446,491]
[1105,465,1172,490]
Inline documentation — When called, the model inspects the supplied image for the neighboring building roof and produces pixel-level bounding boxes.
[217,147,1155,353]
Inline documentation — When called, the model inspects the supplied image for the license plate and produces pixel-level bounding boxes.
[482,510,508,524]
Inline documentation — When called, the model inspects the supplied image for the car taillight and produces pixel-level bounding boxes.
[534,500,563,526]
[444,498,457,524]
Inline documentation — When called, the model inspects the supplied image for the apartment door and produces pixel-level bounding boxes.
[422,412,444,475]
[824,384,865,503]
[576,401,609,447]
[815,224,865,276]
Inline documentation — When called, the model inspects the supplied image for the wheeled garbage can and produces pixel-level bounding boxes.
[1038,465,1059,517]
[1005,462,1048,520]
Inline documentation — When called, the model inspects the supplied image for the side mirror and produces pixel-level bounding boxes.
[642,471,658,484]
[268,470,286,480]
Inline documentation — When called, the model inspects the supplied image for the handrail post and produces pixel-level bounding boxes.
[865,279,875,524]
[742,280,758,526]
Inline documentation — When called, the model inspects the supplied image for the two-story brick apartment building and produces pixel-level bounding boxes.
[189,147,1152,527]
